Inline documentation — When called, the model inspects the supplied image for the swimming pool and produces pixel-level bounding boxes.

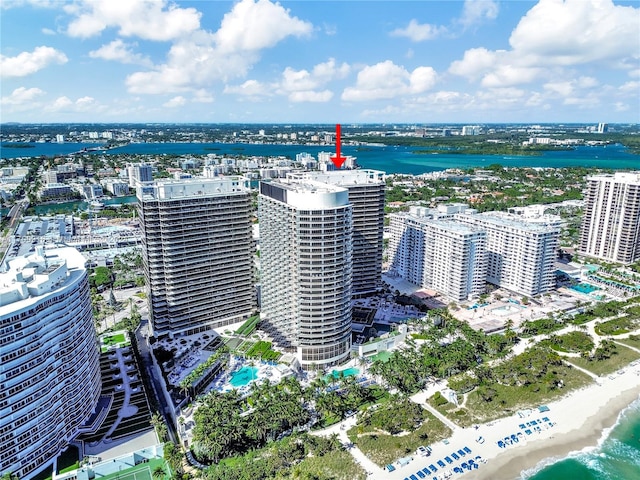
[229,366,258,387]
[326,367,359,379]
[570,283,599,294]
[491,305,521,316]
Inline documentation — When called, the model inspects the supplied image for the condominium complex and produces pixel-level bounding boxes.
[579,172,640,264]
[455,212,560,297]
[389,212,487,301]
[0,247,101,480]
[127,163,153,187]
[389,205,559,299]
[259,180,353,369]
[136,178,256,337]
[287,170,385,296]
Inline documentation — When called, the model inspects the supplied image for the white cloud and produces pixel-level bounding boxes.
[41,27,56,35]
[126,0,314,95]
[614,101,630,112]
[619,81,640,93]
[450,0,640,88]
[0,46,67,78]
[481,65,542,88]
[223,80,270,97]
[89,39,152,66]
[2,0,58,9]
[65,0,201,41]
[192,89,214,103]
[342,60,437,101]
[390,19,447,42]
[459,0,499,28]
[214,0,312,53]
[449,47,501,80]
[163,96,187,108]
[544,81,574,97]
[44,95,103,113]
[1,87,45,105]
[224,58,346,103]
[47,96,73,111]
[75,96,98,111]
[280,58,349,93]
[288,90,333,103]
[509,0,639,66]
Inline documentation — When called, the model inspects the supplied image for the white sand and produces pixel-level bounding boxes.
[376,365,640,480]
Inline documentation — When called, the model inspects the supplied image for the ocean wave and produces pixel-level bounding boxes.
[518,394,640,479]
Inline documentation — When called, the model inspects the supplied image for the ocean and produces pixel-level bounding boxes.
[522,397,640,480]
[1,142,639,174]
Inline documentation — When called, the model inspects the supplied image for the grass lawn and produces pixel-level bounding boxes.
[616,336,640,350]
[594,316,639,336]
[441,365,593,427]
[103,333,126,344]
[347,410,451,467]
[294,450,366,480]
[565,345,640,376]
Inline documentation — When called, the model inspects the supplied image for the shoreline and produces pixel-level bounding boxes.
[472,383,640,480]
[380,366,640,480]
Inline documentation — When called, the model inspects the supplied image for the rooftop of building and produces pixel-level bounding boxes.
[0,246,86,312]
[587,171,640,183]
[136,176,250,201]
[286,169,386,185]
[272,178,347,194]
[458,211,561,233]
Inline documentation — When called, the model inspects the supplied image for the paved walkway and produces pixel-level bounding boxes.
[410,386,460,433]
[310,416,387,477]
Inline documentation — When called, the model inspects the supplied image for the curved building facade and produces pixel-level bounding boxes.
[0,247,101,480]
[259,180,353,369]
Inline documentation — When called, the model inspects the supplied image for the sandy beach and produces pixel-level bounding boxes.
[363,365,640,480]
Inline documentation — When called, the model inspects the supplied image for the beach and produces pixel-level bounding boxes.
[472,378,640,480]
[349,365,640,480]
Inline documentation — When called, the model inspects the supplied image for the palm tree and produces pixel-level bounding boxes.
[151,466,165,480]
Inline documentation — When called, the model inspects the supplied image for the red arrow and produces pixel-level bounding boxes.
[331,123,347,169]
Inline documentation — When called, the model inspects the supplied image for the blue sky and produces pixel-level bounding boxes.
[1,0,639,124]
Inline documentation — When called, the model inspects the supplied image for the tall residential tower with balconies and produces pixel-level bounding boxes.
[579,172,640,264]
[259,180,353,369]
[287,170,385,296]
[0,247,101,480]
[136,177,256,337]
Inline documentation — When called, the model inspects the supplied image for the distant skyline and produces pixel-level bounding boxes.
[1,0,639,124]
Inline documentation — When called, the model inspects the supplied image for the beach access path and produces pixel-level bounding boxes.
[358,364,640,480]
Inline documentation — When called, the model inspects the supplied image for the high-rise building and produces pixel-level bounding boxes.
[127,163,153,188]
[389,213,486,301]
[287,170,385,296]
[579,172,640,264]
[0,247,101,480]
[259,180,353,369]
[136,178,256,337]
[455,212,559,297]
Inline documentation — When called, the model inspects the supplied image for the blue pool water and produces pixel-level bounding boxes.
[570,283,599,294]
[229,366,258,387]
[327,367,359,379]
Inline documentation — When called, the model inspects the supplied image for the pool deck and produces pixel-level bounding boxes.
[452,290,588,332]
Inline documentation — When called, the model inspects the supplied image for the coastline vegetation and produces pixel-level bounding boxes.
[430,347,593,427]
[203,433,365,480]
[347,397,452,466]
[567,343,640,376]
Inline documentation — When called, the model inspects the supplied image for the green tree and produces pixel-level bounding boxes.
[152,465,165,480]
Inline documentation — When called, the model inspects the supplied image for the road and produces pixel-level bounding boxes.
[135,318,179,445]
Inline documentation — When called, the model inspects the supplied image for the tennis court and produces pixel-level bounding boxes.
[112,466,152,480]
[94,458,167,480]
